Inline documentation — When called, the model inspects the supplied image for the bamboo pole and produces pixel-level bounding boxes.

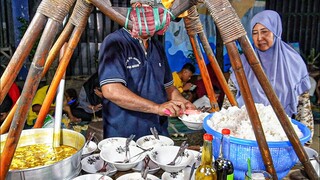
[0,18,61,179]
[185,5,237,106]
[198,32,237,106]
[0,13,47,104]
[238,36,318,179]
[34,0,93,128]
[42,21,74,77]
[225,42,277,178]
[34,26,86,128]
[90,0,132,29]
[183,7,219,111]
[204,0,277,178]
[0,101,18,134]
[189,35,219,111]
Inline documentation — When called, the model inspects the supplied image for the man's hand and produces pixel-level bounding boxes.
[157,100,196,117]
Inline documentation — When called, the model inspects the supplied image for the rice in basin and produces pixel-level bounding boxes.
[204,103,311,179]
[207,104,303,141]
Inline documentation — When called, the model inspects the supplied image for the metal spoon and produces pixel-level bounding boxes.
[84,132,95,148]
[167,141,188,165]
[188,162,196,180]
[313,155,320,164]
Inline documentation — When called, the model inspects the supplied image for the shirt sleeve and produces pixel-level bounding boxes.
[99,35,127,87]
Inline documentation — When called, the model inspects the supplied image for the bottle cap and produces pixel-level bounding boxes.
[222,128,230,135]
[203,133,213,141]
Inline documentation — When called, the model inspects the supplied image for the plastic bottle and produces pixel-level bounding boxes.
[195,133,217,180]
[214,128,234,180]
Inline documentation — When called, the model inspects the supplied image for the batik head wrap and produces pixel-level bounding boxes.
[230,10,310,116]
[125,0,173,38]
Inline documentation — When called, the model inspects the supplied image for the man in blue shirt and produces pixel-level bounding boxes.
[98,1,195,140]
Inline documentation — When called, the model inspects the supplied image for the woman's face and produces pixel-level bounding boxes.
[252,23,274,51]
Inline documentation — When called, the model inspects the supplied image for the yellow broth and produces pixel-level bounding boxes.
[7,144,77,170]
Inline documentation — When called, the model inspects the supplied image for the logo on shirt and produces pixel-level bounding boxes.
[126,57,141,69]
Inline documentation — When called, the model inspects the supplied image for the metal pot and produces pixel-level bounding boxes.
[0,128,85,180]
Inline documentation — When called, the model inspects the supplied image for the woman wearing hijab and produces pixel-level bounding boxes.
[223,10,314,144]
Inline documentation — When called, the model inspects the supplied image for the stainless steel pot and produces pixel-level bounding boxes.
[0,128,85,180]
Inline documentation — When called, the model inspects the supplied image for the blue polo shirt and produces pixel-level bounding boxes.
[99,28,173,139]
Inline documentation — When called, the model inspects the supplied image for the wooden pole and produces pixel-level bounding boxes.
[189,35,219,111]
[183,7,219,111]
[198,27,237,107]
[34,26,86,128]
[0,18,61,179]
[0,101,18,134]
[204,0,277,178]
[42,21,74,77]
[0,13,47,103]
[34,0,93,128]
[225,41,278,179]
[238,36,318,179]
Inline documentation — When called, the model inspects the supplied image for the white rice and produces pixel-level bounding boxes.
[207,104,303,141]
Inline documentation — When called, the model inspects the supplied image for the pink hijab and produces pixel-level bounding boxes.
[231,10,311,116]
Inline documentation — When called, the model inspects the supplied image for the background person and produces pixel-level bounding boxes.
[78,72,103,120]
[26,85,56,129]
[98,0,195,140]
[223,10,314,144]
[0,95,13,126]
[172,63,196,102]
[63,88,93,123]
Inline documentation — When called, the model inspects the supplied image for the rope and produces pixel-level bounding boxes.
[37,0,76,23]
[183,6,203,36]
[70,0,94,28]
[204,0,246,44]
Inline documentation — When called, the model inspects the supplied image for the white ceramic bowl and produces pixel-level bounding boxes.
[72,174,112,180]
[81,153,117,176]
[310,159,320,177]
[304,146,319,159]
[100,145,146,171]
[136,135,174,149]
[98,137,136,151]
[149,146,194,173]
[82,141,98,155]
[116,172,160,180]
[161,167,195,180]
[178,112,209,130]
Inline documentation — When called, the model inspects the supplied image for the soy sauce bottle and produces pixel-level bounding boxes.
[214,128,234,180]
[195,133,217,180]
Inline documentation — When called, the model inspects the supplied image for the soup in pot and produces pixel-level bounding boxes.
[6,144,77,170]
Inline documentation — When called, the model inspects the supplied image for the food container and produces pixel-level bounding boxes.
[0,128,85,180]
[203,113,311,179]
